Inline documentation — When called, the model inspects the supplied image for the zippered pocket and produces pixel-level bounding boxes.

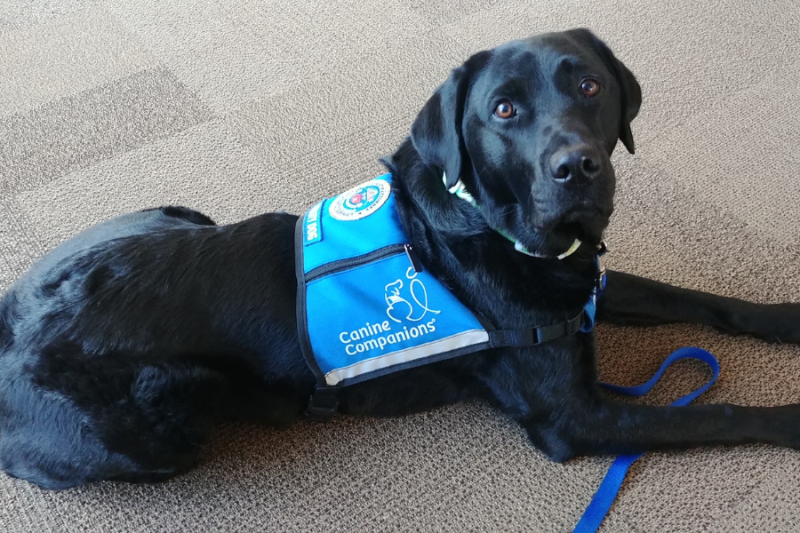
[305,243,422,283]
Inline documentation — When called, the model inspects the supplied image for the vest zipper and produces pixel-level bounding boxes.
[305,244,410,282]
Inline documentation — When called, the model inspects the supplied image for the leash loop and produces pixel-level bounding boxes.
[573,347,720,533]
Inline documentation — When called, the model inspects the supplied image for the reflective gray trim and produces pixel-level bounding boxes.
[324,329,489,386]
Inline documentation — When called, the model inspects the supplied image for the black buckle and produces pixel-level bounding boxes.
[595,241,608,291]
[305,386,340,421]
[567,312,584,335]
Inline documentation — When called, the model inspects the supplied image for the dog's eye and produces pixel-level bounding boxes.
[580,79,600,97]
[494,100,515,119]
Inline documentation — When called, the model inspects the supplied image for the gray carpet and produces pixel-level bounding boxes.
[2,1,800,531]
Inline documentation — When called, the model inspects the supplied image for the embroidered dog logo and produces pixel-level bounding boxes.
[385,268,441,323]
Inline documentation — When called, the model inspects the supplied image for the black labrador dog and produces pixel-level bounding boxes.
[2,28,799,490]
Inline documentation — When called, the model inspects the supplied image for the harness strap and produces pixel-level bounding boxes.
[573,347,721,533]
[489,312,584,348]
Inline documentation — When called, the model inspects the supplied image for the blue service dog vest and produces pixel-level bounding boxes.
[295,174,602,417]
[296,174,491,389]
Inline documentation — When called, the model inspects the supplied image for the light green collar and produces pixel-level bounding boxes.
[443,172,582,260]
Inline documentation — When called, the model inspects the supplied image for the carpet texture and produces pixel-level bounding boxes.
[2,1,800,531]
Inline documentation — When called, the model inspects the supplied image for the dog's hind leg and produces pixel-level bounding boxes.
[596,270,800,343]
[0,346,247,489]
[0,381,144,490]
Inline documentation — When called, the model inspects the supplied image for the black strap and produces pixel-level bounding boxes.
[305,386,340,421]
[488,311,584,348]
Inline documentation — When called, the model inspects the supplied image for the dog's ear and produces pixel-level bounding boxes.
[411,51,490,189]
[571,28,642,154]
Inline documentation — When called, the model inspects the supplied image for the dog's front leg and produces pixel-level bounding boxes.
[483,342,800,460]
[522,397,800,462]
[596,270,800,343]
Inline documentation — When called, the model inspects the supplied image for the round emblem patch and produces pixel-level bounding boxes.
[329,179,391,221]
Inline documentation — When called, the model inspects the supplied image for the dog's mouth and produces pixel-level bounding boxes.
[558,207,609,241]
[521,207,610,258]
[554,221,594,245]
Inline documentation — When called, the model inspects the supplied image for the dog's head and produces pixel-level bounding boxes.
[411,29,641,258]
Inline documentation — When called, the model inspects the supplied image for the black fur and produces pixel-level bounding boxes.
[2,29,800,490]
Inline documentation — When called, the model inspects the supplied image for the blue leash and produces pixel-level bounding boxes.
[573,347,721,533]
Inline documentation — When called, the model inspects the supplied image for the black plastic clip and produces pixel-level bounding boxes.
[305,385,340,421]
[404,244,424,273]
[595,241,608,291]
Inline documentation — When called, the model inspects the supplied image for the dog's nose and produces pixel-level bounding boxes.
[550,146,602,185]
